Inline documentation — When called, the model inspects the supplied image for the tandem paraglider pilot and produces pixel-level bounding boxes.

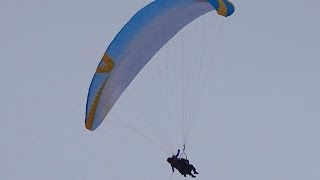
[167,149,199,178]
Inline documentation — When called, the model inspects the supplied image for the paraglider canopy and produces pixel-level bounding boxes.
[85,0,235,131]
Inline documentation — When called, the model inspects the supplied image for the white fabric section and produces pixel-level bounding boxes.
[92,1,214,130]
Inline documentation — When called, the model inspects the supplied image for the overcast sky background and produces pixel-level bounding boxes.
[1,0,320,179]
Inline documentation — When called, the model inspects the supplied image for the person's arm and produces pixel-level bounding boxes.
[174,150,180,158]
[171,165,175,172]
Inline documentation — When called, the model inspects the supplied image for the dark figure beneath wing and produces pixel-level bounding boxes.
[167,150,199,178]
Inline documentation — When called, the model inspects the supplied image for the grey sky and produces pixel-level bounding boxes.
[1,0,320,179]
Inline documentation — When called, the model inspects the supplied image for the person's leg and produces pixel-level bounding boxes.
[190,165,198,174]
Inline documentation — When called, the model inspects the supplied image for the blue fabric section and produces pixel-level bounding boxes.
[208,0,219,10]
[224,0,235,16]
[106,0,191,62]
[207,0,235,17]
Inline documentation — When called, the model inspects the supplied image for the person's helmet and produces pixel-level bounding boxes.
[167,157,173,164]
